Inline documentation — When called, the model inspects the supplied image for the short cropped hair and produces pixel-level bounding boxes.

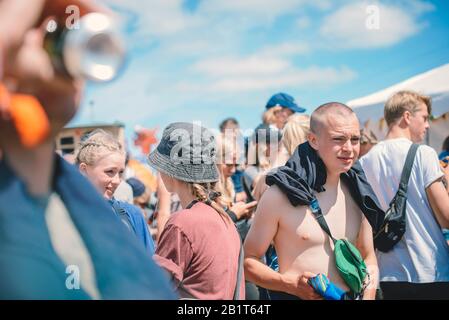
[310,102,355,134]
[384,90,431,127]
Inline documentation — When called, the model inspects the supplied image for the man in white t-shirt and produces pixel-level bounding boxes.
[360,90,449,299]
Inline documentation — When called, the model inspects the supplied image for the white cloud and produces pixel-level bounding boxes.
[199,0,303,18]
[207,66,356,92]
[320,1,432,49]
[191,42,311,78]
[393,0,435,15]
[259,43,310,57]
[104,0,309,44]
[100,0,328,57]
[83,0,431,131]
[311,0,333,11]
[101,0,202,38]
[296,17,311,29]
[159,40,217,57]
[192,56,289,77]
[179,62,356,93]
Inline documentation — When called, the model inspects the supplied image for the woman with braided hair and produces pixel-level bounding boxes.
[75,129,155,256]
[149,122,245,300]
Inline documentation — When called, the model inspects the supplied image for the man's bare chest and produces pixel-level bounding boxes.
[278,185,363,246]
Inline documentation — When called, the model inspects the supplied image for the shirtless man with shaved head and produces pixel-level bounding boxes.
[244,102,379,300]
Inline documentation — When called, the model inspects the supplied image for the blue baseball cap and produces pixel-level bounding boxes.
[265,92,306,113]
[127,177,146,198]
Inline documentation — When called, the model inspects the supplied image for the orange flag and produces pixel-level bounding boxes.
[134,126,158,155]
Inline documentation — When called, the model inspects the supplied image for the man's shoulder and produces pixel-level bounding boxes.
[360,139,407,163]
[383,143,439,169]
[414,145,442,175]
[417,144,439,159]
[263,184,291,203]
[259,185,306,214]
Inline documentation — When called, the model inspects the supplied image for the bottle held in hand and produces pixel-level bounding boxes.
[44,12,126,82]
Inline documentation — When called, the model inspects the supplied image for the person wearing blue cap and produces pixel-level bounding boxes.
[127,177,146,198]
[263,92,306,131]
[439,135,449,166]
[127,177,154,227]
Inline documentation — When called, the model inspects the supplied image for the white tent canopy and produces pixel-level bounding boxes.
[347,63,449,151]
[348,63,449,122]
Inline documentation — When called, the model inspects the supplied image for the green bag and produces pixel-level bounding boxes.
[334,239,367,294]
[310,199,367,295]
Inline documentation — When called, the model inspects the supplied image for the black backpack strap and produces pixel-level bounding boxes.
[233,243,244,300]
[241,174,255,202]
[397,143,419,195]
[185,200,199,209]
[309,198,337,244]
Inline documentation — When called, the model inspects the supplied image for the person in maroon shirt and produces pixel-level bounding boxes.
[148,122,245,300]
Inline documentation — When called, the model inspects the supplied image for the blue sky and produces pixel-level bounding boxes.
[70,0,449,152]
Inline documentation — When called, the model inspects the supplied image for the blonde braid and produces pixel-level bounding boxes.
[191,183,208,202]
[75,129,125,165]
[189,182,231,222]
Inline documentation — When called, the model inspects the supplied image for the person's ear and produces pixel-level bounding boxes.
[79,162,88,176]
[403,111,412,125]
[308,131,319,151]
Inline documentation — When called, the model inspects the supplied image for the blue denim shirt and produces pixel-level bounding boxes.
[109,198,155,255]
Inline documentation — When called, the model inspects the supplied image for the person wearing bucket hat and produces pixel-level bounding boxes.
[149,122,245,300]
[148,122,219,183]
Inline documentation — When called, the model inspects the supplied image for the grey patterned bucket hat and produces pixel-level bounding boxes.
[148,122,219,183]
